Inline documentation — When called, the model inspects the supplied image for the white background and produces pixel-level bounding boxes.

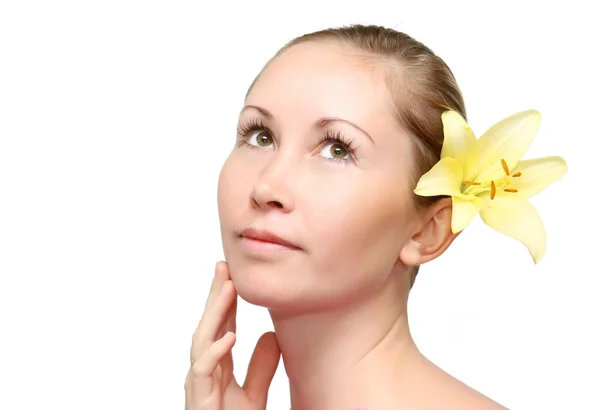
[0,1,597,409]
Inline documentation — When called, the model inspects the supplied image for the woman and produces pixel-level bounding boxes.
[184,24,566,410]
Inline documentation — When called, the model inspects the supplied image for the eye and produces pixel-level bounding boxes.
[320,142,349,160]
[317,131,357,163]
[247,130,274,149]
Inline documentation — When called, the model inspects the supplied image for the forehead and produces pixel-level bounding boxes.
[246,42,396,132]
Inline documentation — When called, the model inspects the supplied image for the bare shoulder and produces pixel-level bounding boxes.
[422,368,507,410]
[430,377,507,410]
[412,358,508,410]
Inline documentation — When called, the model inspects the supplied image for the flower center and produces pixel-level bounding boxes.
[461,159,522,199]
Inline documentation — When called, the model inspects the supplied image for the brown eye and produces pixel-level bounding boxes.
[329,144,347,159]
[256,132,272,147]
[320,142,350,161]
[248,130,274,148]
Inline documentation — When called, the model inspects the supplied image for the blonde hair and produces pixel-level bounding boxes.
[247,24,467,287]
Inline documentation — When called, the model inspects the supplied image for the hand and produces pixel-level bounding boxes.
[184,261,281,410]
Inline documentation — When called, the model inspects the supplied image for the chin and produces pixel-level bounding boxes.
[227,260,358,317]
[225,257,322,313]
[227,259,299,308]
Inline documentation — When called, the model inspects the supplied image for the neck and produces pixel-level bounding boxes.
[269,268,423,410]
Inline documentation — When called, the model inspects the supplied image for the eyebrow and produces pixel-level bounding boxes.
[241,105,375,145]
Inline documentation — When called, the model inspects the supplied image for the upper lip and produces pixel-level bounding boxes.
[239,227,301,249]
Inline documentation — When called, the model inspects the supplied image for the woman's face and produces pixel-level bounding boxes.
[218,42,422,312]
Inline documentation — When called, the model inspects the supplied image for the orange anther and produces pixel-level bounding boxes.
[463,180,481,186]
[490,181,496,200]
[501,159,510,176]
[504,188,518,193]
[512,172,522,177]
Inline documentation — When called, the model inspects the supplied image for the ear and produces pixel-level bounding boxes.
[399,198,460,267]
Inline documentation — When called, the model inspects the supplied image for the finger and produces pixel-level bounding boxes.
[191,280,236,364]
[188,331,237,399]
[203,261,229,311]
[217,291,238,376]
[242,332,281,406]
[191,261,228,349]
[218,285,238,340]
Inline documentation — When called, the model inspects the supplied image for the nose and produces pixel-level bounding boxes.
[250,161,295,212]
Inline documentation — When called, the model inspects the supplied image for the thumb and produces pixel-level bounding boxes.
[242,331,281,406]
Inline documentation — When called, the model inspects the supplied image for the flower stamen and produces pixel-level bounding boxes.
[490,181,496,199]
[463,180,481,185]
[504,188,518,193]
[512,172,522,177]
[501,159,510,176]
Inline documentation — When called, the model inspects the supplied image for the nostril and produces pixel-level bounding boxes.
[269,201,284,209]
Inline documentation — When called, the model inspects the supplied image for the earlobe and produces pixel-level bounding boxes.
[399,198,459,266]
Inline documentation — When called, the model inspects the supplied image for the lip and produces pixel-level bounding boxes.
[239,227,301,251]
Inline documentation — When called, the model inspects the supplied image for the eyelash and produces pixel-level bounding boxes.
[236,119,358,163]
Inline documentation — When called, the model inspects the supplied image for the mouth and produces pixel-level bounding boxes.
[239,227,302,251]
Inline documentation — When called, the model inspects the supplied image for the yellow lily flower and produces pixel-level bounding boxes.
[414,110,567,263]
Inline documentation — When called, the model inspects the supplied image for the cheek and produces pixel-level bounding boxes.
[218,153,250,203]
[217,155,249,231]
[305,175,413,278]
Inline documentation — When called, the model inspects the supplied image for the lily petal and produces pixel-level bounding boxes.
[509,156,568,198]
[414,156,464,197]
[441,111,477,166]
[479,194,547,263]
[474,110,542,182]
[451,196,481,233]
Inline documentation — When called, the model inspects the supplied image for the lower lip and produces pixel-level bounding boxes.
[240,237,300,254]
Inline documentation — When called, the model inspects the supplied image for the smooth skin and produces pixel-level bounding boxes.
[186,41,509,410]
[184,262,280,410]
